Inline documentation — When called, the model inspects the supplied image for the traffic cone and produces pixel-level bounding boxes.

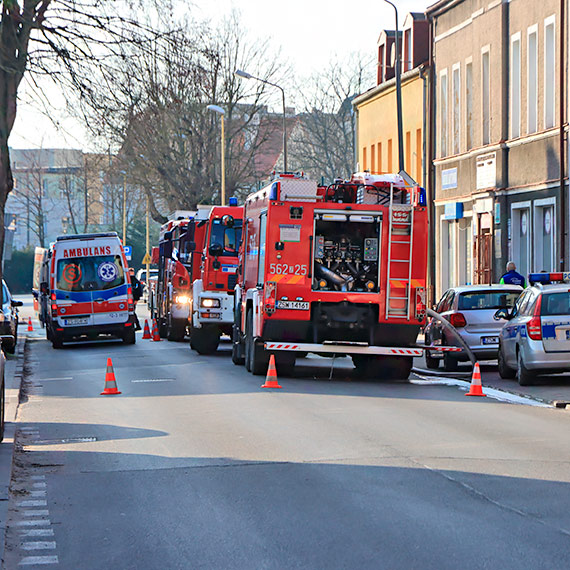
[152,318,161,342]
[142,319,151,339]
[261,355,282,389]
[27,317,34,332]
[100,358,121,395]
[465,362,486,397]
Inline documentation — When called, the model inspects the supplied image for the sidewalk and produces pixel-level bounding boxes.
[0,326,27,564]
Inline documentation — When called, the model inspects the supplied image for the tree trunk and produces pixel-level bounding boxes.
[0,142,13,285]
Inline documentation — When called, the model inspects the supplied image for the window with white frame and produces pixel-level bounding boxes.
[481,48,490,145]
[441,218,456,290]
[458,216,473,285]
[533,198,556,272]
[465,60,473,150]
[544,16,556,129]
[511,202,531,278]
[527,26,538,134]
[440,70,448,156]
[452,64,461,154]
[510,33,521,139]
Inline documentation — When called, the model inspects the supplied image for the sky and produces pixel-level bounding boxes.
[9,0,430,151]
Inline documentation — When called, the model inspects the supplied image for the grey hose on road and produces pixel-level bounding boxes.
[425,308,477,367]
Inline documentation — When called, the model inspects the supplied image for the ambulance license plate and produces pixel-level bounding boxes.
[481,336,498,345]
[276,301,309,310]
[65,317,89,326]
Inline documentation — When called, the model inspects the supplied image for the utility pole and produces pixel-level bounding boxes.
[145,195,150,280]
[122,174,127,244]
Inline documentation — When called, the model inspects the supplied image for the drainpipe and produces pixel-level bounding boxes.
[560,0,566,270]
[427,14,437,306]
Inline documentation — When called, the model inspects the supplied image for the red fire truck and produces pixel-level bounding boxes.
[232,172,429,378]
[153,209,210,341]
[189,203,243,354]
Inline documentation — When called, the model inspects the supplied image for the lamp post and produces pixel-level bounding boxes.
[207,104,226,206]
[235,69,288,172]
[382,0,405,174]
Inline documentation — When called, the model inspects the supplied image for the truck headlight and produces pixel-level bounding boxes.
[200,298,221,308]
[175,295,190,304]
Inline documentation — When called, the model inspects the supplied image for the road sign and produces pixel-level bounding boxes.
[142,252,152,265]
[123,245,132,260]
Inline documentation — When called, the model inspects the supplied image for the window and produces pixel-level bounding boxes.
[387,139,393,172]
[415,129,422,183]
[452,64,460,154]
[457,291,519,310]
[465,60,473,149]
[377,143,382,174]
[533,199,555,272]
[362,147,367,171]
[378,45,385,83]
[405,131,411,171]
[440,70,448,156]
[404,28,412,71]
[371,144,376,173]
[209,219,243,257]
[257,212,267,286]
[510,34,521,138]
[511,203,531,277]
[544,16,556,129]
[481,48,490,145]
[528,26,538,133]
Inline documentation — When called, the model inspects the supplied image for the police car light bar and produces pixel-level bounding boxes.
[529,272,570,284]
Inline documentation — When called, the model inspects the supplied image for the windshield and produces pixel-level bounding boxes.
[457,291,520,310]
[541,292,570,316]
[56,255,126,292]
[209,219,242,257]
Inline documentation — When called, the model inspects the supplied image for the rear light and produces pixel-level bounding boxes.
[264,281,277,315]
[526,295,543,340]
[448,312,467,328]
[415,287,426,321]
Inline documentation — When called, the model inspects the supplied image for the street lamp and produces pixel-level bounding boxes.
[207,104,226,206]
[382,0,405,174]
[235,69,288,172]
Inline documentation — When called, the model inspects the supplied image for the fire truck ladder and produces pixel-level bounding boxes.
[385,185,414,320]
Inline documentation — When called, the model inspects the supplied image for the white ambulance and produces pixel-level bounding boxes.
[43,232,136,348]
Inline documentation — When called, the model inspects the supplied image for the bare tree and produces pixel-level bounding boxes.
[289,53,374,183]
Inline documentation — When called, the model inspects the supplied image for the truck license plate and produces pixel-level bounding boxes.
[276,301,309,310]
[65,317,89,326]
[481,336,498,345]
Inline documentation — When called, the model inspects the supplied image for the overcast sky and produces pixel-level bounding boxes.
[9,0,430,151]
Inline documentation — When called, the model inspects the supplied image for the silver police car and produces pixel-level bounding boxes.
[496,273,570,385]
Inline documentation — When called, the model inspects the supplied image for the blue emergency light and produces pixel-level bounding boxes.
[418,187,427,207]
[229,196,238,206]
[529,272,570,285]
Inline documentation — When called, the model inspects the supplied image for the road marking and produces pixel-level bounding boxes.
[31,476,46,480]
[20,542,56,551]
[18,530,54,537]
[32,482,47,489]
[131,378,175,383]
[34,437,97,444]
[18,500,47,508]
[410,375,551,407]
[39,377,72,381]
[29,490,46,498]
[18,555,59,565]
[14,520,51,527]
[24,510,49,517]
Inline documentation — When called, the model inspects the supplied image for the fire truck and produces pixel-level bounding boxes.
[153,209,210,341]
[189,203,243,354]
[232,172,429,378]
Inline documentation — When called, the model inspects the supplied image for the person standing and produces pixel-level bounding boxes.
[499,261,526,288]
[128,267,143,330]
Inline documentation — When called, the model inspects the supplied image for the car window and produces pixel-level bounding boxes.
[457,290,520,310]
[56,255,126,292]
[435,291,450,312]
[541,292,570,316]
[520,290,539,316]
[437,290,454,312]
[512,289,531,317]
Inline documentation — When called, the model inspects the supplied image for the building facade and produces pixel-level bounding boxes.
[428,0,566,295]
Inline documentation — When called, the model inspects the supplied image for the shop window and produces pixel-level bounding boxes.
[511,203,531,277]
[533,200,555,272]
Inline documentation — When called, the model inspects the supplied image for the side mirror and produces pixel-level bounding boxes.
[40,282,49,294]
[222,214,235,228]
[11,300,23,307]
[209,243,223,257]
[494,308,511,321]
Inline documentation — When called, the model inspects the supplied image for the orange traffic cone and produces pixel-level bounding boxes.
[151,318,161,342]
[465,362,486,397]
[100,358,121,395]
[261,355,282,389]
[27,317,34,332]
[142,319,151,339]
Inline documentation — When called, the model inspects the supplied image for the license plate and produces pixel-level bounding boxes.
[276,301,309,310]
[65,317,89,326]
[481,336,499,345]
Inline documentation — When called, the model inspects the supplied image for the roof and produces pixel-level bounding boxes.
[447,284,524,294]
[426,0,464,17]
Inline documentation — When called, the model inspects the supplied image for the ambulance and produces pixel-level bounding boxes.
[43,232,136,348]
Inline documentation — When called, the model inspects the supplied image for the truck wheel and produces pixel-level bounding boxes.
[245,309,267,375]
[384,356,413,380]
[351,355,377,379]
[123,328,136,345]
[192,326,220,355]
[275,355,295,377]
[425,350,439,370]
[2,338,16,355]
[231,325,245,365]
[443,353,459,372]
[158,318,168,339]
[167,317,186,342]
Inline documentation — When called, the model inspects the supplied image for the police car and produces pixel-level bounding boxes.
[495,273,570,385]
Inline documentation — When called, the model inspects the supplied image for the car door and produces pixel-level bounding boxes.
[502,289,532,367]
[539,291,570,353]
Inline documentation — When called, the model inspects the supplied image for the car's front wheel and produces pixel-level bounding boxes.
[498,344,516,379]
[517,349,535,386]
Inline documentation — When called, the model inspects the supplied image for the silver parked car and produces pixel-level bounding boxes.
[496,275,570,385]
[424,285,522,371]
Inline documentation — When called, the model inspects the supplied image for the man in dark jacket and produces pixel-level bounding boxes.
[499,261,526,288]
[128,268,143,330]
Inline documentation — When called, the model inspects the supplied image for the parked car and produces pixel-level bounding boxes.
[0,351,5,442]
[0,280,23,354]
[496,273,570,385]
[424,284,522,371]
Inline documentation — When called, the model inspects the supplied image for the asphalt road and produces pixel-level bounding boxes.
[3,301,570,569]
